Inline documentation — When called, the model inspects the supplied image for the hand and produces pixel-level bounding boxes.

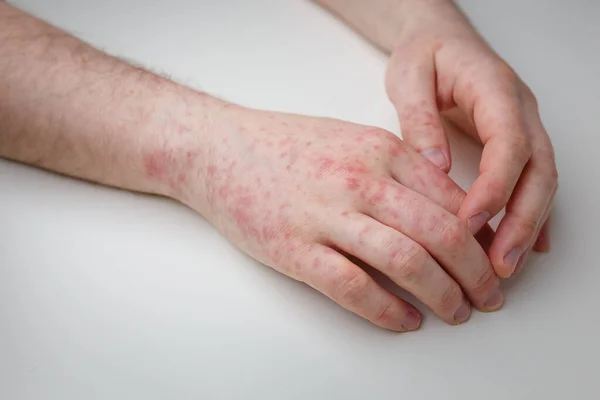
[385,0,558,278]
[182,105,503,331]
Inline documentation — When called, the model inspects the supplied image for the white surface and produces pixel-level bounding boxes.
[1,0,598,399]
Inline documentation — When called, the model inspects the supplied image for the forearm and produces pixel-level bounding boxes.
[0,3,223,214]
[313,0,466,52]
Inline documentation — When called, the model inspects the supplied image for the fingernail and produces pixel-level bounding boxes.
[468,211,490,234]
[453,303,471,324]
[504,248,522,275]
[403,309,421,331]
[420,148,448,170]
[484,289,504,310]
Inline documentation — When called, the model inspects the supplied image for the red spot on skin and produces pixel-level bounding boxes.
[279,152,287,158]
[345,177,360,191]
[187,151,198,163]
[388,142,402,158]
[339,160,369,175]
[318,158,335,177]
[222,138,229,144]
[143,150,170,179]
[313,258,321,268]
[296,184,301,190]
[177,172,187,184]
[374,145,380,151]
[432,42,444,52]
[218,185,230,199]
[284,233,292,240]
[316,157,369,179]
[261,225,277,242]
[388,248,400,263]
[341,211,349,217]
[177,124,190,135]
[355,136,365,143]
[391,211,399,219]
[358,226,371,245]
[287,164,292,171]
[361,179,387,205]
[207,165,217,177]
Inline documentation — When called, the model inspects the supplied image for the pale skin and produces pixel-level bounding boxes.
[0,0,557,331]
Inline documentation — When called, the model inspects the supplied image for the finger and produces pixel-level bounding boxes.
[389,145,497,253]
[533,215,551,252]
[442,107,480,142]
[389,143,464,213]
[511,196,553,274]
[386,56,451,171]
[455,88,533,234]
[358,177,503,312]
[299,244,421,331]
[489,159,557,278]
[328,212,471,325]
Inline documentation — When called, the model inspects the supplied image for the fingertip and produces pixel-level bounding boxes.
[451,302,471,325]
[402,307,422,331]
[533,219,551,252]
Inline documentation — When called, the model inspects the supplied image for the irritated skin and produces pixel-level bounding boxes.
[317,0,557,273]
[0,1,555,331]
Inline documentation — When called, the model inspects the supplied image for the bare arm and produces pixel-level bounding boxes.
[313,0,464,53]
[0,2,222,213]
[0,2,505,330]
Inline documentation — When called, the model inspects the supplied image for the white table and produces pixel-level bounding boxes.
[1,1,598,398]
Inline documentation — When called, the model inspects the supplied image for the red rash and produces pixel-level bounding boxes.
[143,149,170,179]
[346,177,360,190]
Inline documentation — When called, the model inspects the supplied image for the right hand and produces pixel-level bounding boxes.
[182,106,503,331]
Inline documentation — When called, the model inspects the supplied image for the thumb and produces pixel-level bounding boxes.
[386,60,451,172]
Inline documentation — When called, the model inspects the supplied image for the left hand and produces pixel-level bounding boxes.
[385,0,558,278]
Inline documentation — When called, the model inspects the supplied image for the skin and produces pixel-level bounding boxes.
[0,0,556,331]
[315,0,558,277]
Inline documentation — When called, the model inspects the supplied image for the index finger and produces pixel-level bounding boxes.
[455,91,533,234]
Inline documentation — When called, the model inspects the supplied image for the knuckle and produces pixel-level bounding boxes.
[437,284,464,314]
[389,244,427,283]
[363,127,397,145]
[494,61,520,87]
[515,213,539,236]
[470,267,499,297]
[334,270,371,306]
[439,219,470,248]
[521,84,539,109]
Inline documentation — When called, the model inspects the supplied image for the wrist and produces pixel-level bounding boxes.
[137,86,229,215]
